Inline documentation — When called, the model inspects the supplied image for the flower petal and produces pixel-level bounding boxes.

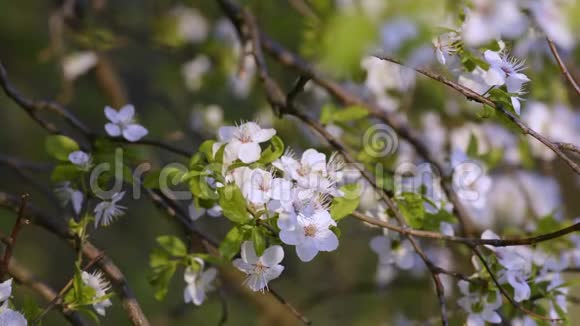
[105,123,121,137]
[260,245,284,267]
[296,241,318,262]
[104,106,119,123]
[218,126,237,142]
[483,50,503,66]
[240,241,258,264]
[117,104,135,123]
[238,142,261,163]
[279,229,300,245]
[252,128,276,143]
[315,231,339,252]
[123,124,148,142]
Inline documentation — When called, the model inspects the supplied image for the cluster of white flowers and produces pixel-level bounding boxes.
[456,229,573,325]
[200,122,347,290]
[461,0,574,50]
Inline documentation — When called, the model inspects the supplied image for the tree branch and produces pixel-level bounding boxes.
[546,38,580,96]
[375,56,580,176]
[0,192,151,326]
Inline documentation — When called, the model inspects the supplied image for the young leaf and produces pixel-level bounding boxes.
[46,135,79,161]
[217,184,250,223]
[251,227,266,256]
[219,226,245,260]
[156,235,187,257]
[258,136,284,165]
[397,193,425,229]
[330,184,360,221]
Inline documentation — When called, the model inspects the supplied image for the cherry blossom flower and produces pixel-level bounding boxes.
[182,55,211,91]
[55,182,83,215]
[241,168,293,205]
[68,150,92,170]
[462,0,527,46]
[171,5,208,44]
[214,122,276,164]
[94,192,126,227]
[188,203,222,221]
[0,279,12,302]
[279,210,339,262]
[528,0,574,50]
[183,262,217,305]
[482,230,532,302]
[233,241,284,292]
[457,281,502,326]
[432,32,459,65]
[0,307,27,326]
[104,105,148,142]
[81,271,112,316]
[62,51,97,81]
[369,235,415,270]
[482,50,529,114]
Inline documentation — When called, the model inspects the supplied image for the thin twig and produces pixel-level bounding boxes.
[471,246,561,322]
[0,194,30,280]
[7,257,87,325]
[375,55,580,176]
[0,192,151,326]
[32,253,105,325]
[546,38,580,96]
[352,211,580,247]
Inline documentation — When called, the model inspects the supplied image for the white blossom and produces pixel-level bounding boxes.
[182,55,211,91]
[482,50,529,114]
[214,122,276,164]
[462,0,527,46]
[62,51,97,81]
[55,183,84,215]
[0,307,27,326]
[184,263,217,306]
[68,150,91,170]
[0,279,12,303]
[528,0,575,50]
[94,192,126,227]
[279,210,339,262]
[457,280,502,326]
[171,6,208,43]
[369,235,415,270]
[104,105,148,142]
[233,241,284,292]
[81,271,112,316]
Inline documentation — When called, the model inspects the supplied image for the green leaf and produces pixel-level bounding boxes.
[21,296,43,323]
[149,261,177,301]
[320,104,336,125]
[251,228,266,256]
[217,184,250,223]
[198,140,216,162]
[332,106,369,123]
[189,174,218,200]
[397,192,425,229]
[320,13,377,76]
[258,136,284,165]
[423,209,457,231]
[330,184,360,221]
[51,163,82,182]
[156,235,187,257]
[46,135,79,161]
[466,133,479,157]
[219,226,245,260]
